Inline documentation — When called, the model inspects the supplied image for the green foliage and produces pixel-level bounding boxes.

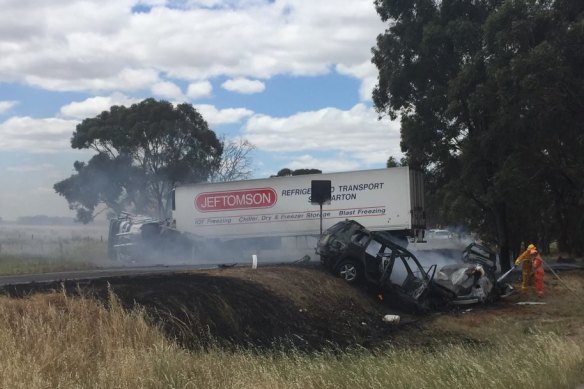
[274,168,322,177]
[373,0,584,261]
[386,156,407,167]
[55,99,223,221]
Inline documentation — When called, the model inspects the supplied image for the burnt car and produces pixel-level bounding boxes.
[432,243,512,305]
[317,220,510,310]
[317,220,450,311]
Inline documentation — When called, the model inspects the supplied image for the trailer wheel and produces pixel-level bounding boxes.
[337,260,362,285]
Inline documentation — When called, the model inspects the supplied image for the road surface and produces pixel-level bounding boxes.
[0,263,231,287]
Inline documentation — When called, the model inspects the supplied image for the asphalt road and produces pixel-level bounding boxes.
[0,260,580,288]
[0,264,227,287]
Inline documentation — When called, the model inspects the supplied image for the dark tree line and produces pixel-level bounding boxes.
[273,168,322,177]
[373,0,584,267]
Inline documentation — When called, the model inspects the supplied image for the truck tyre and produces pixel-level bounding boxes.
[337,260,362,285]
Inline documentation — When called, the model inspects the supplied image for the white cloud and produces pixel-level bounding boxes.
[336,62,378,102]
[0,0,384,93]
[23,68,160,93]
[285,154,361,172]
[151,81,185,101]
[0,190,73,220]
[195,104,253,126]
[0,1,395,219]
[31,186,57,195]
[5,163,55,173]
[192,0,269,6]
[187,81,213,99]
[60,93,140,119]
[0,116,78,153]
[183,0,225,8]
[0,100,18,114]
[222,78,265,94]
[137,0,166,6]
[243,104,401,165]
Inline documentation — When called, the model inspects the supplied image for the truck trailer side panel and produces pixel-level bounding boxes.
[173,167,424,239]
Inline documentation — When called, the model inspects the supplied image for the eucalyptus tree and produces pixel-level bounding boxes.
[372,0,584,264]
[55,98,223,222]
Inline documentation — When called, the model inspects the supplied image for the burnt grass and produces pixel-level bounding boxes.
[1,266,414,351]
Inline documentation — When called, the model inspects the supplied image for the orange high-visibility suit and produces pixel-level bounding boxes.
[515,244,536,291]
[532,252,545,298]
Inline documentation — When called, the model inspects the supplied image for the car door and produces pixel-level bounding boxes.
[363,238,384,280]
[379,244,431,302]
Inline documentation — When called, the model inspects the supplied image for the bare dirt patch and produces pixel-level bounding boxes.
[399,270,584,350]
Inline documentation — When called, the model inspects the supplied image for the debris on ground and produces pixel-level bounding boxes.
[293,255,311,264]
[217,263,237,269]
[382,314,400,324]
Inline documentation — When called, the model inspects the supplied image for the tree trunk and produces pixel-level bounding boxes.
[495,203,511,271]
[557,208,570,254]
[155,191,165,220]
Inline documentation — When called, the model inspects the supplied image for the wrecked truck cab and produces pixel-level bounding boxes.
[317,220,438,311]
[108,213,193,262]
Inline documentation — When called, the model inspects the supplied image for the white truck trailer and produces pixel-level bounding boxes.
[172,167,425,261]
[109,167,425,262]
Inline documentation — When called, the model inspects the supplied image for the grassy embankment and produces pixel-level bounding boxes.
[0,226,582,388]
[0,281,583,389]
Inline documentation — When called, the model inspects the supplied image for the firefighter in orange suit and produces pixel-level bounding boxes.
[515,244,536,291]
[530,249,545,298]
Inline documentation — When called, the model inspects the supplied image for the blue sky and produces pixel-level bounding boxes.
[0,0,402,220]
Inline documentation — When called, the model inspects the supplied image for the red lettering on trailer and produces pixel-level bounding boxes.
[195,188,277,212]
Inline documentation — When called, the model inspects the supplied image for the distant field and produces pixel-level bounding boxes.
[0,224,108,275]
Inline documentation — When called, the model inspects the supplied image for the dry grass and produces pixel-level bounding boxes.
[0,287,583,389]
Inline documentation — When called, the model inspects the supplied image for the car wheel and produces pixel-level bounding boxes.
[337,260,361,284]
